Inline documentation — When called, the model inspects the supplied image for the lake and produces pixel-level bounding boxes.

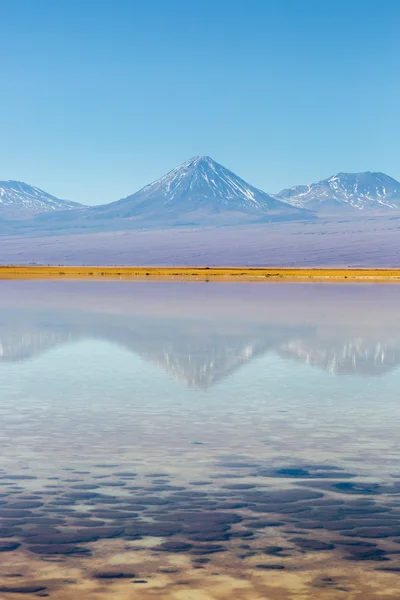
[0,280,399,599]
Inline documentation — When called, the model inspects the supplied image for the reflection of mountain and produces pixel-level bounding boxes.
[1,306,400,386]
[0,311,285,388]
[0,324,79,361]
[278,338,400,376]
[137,336,271,388]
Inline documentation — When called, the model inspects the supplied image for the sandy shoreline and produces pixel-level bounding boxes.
[1,265,400,281]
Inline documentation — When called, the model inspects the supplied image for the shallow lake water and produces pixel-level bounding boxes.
[0,280,400,600]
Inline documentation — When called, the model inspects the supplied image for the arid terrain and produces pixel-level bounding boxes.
[1,217,400,268]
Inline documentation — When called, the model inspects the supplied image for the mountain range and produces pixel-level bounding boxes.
[0,180,82,219]
[1,158,400,232]
[277,172,400,212]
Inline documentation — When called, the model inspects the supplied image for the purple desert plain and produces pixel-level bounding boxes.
[1,216,399,267]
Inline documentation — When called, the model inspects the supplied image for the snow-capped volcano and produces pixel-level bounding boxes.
[91,156,309,225]
[277,172,400,212]
[0,180,83,218]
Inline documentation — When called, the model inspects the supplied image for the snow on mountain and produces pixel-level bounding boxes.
[0,180,83,218]
[91,156,309,224]
[277,172,400,212]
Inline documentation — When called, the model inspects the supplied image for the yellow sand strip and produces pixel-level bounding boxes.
[0,265,400,281]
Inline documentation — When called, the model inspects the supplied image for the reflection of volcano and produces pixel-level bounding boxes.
[0,311,284,388]
[1,283,400,385]
[136,336,270,388]
[278,338,400,376]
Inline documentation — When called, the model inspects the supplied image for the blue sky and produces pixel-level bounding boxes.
[0,0,399,204]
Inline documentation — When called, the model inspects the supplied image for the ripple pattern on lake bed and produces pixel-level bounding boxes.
[1,460,400,599]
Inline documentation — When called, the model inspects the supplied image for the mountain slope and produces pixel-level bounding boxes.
[277,172,400,212]
[0,180,83,219]
[90,156,310,225]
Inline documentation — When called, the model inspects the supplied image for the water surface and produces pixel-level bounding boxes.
[0,281,399,599]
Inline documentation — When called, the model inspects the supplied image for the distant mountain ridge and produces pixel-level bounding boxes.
[0,180,83,218]
[277,172,400,212]
[2,162,400,231]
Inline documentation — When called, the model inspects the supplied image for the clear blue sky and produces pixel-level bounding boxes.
[0,0,399,204]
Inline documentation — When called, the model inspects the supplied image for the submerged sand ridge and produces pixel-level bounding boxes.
[1,456,400,599]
